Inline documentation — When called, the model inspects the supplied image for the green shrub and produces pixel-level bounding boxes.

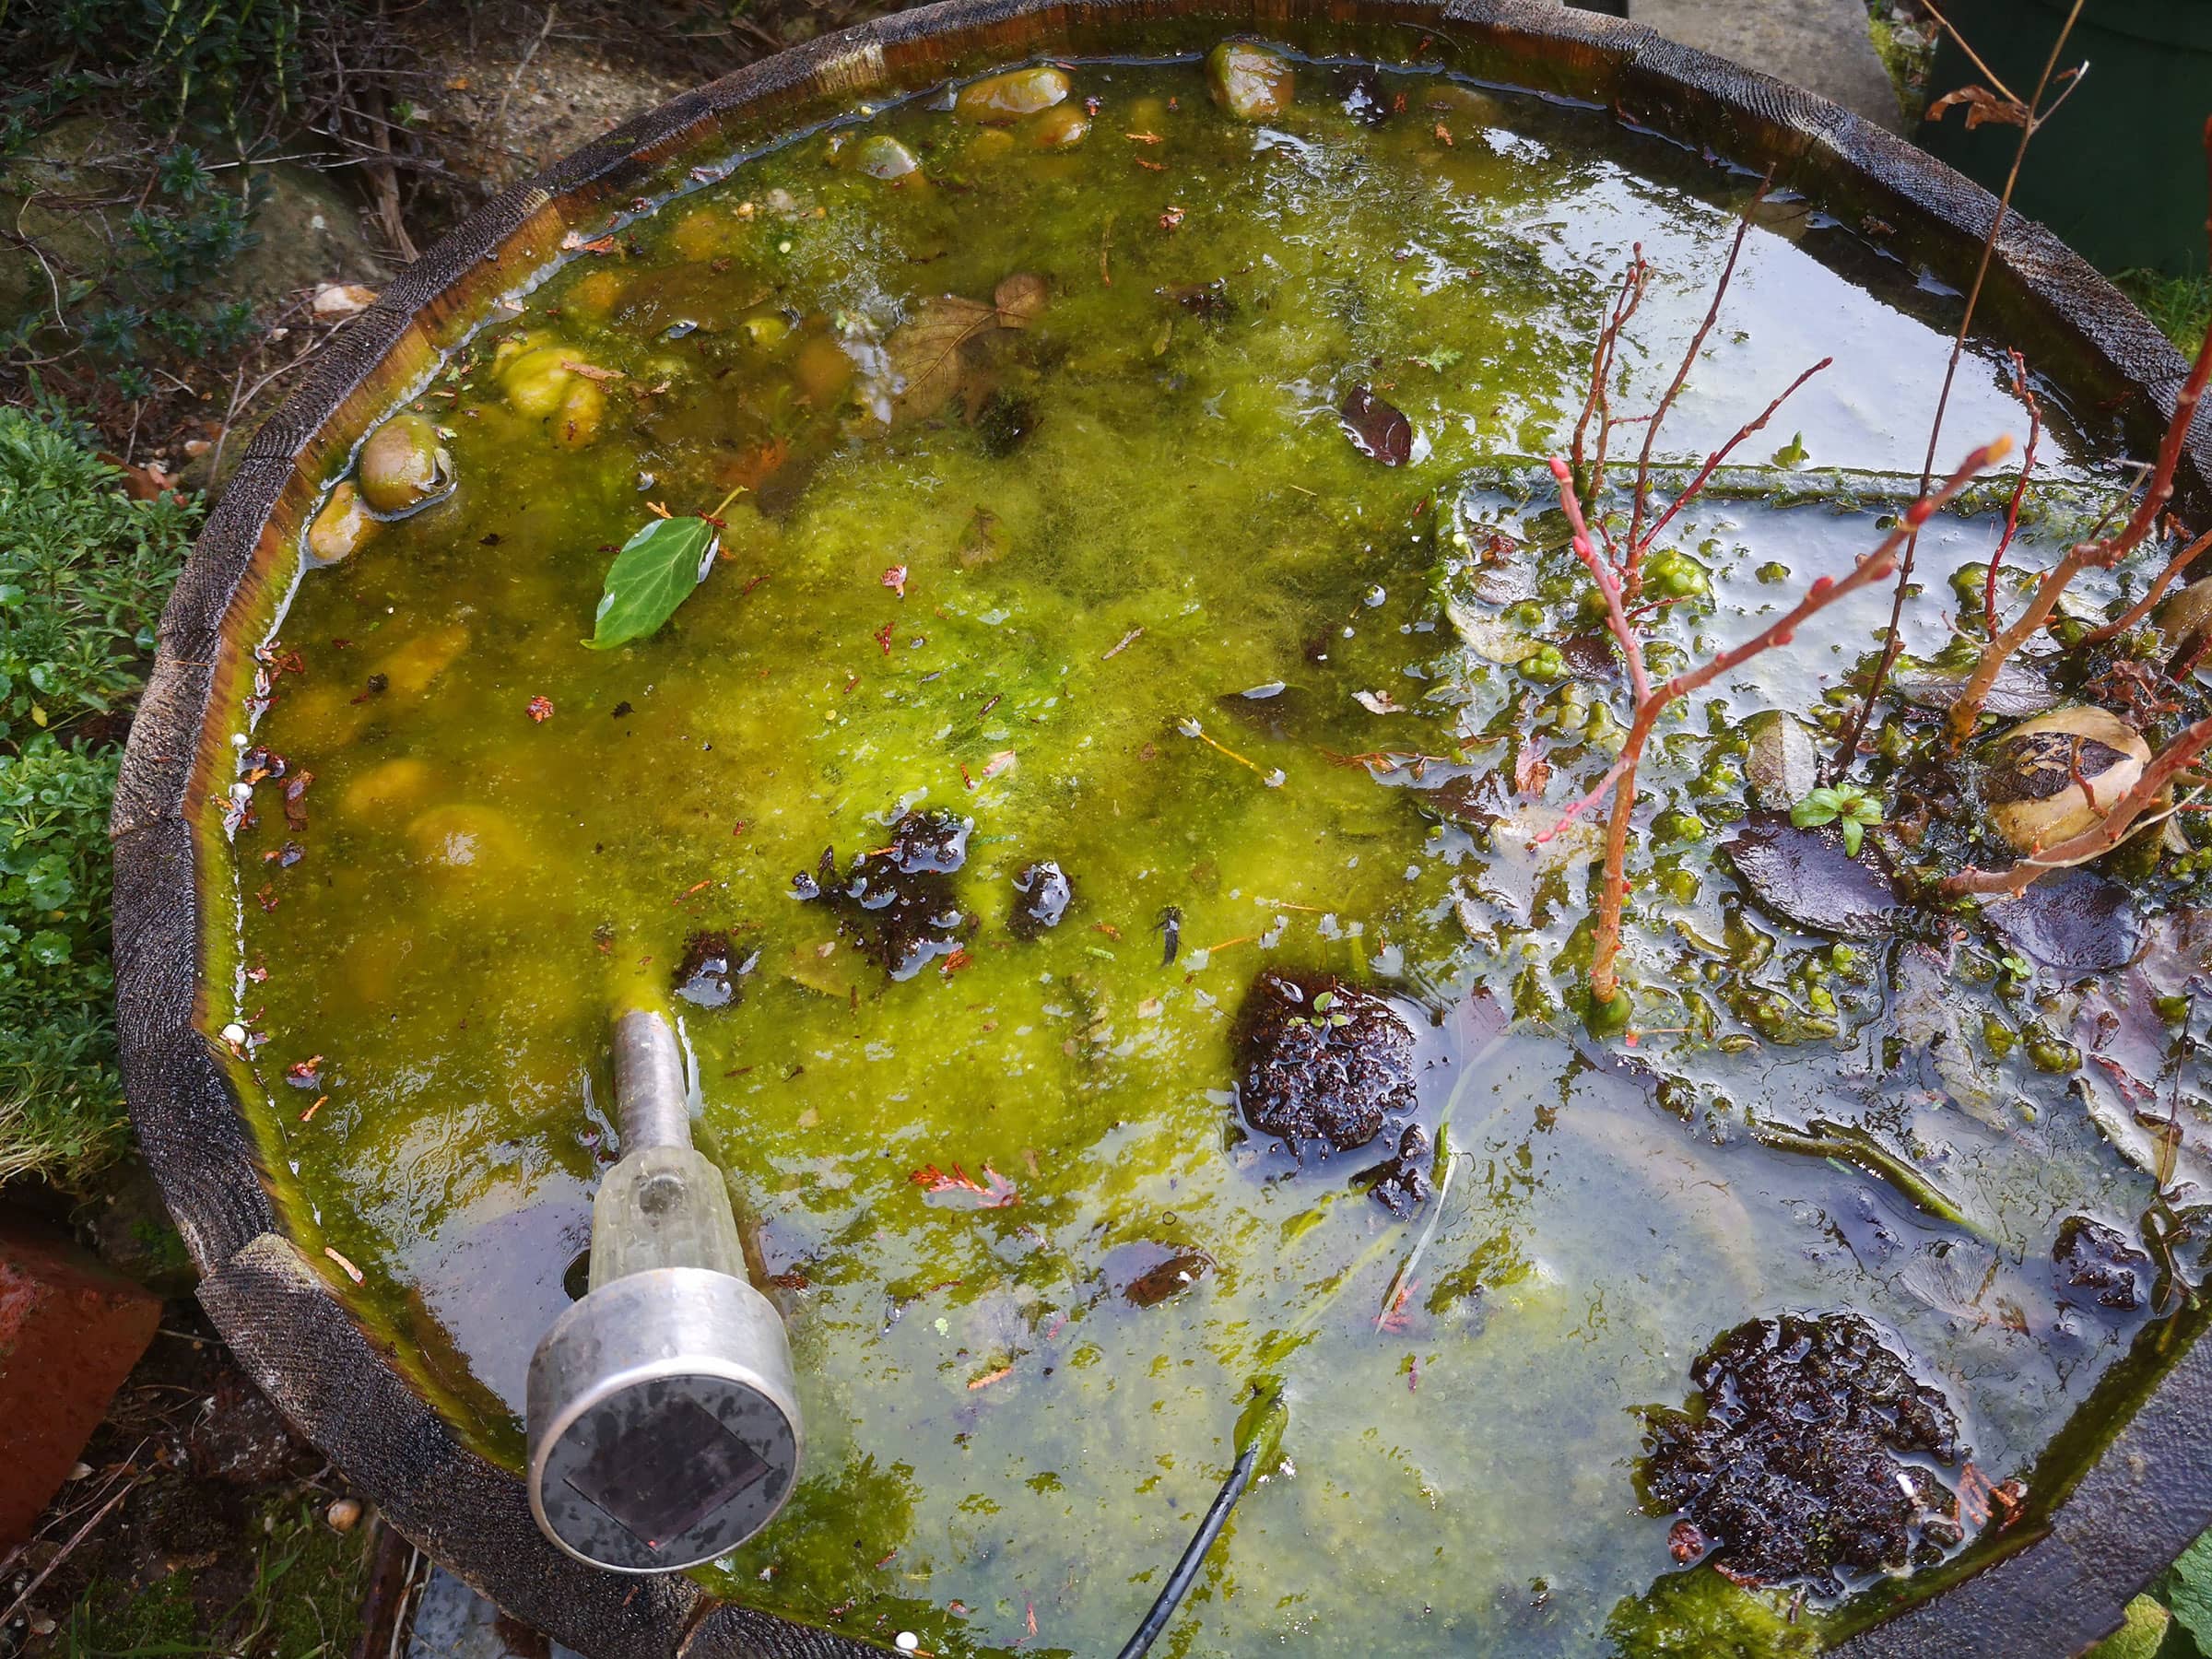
[0,406,195,1186]
[0,406,195,745]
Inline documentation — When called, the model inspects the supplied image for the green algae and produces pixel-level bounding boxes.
[219,52,2187,1657]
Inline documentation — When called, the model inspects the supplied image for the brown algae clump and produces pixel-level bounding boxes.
[1643,1312,1966,1594]
[793,811,974,979]
[1235,969,1417,1152]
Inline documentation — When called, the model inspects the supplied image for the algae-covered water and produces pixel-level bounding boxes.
[225,49,2190,1655]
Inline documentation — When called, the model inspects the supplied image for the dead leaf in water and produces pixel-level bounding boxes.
[886,295,1001,424]
[882,276,1049,427]
[1339,383,1412,465]
[994,272,1048,327]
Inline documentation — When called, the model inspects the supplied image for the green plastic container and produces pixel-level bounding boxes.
[1914,0,2212,276]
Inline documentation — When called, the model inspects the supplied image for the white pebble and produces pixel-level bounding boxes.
[896,1635,921,1653]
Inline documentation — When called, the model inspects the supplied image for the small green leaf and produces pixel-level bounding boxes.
[1791,798,1837,830]
[2167,1528,2212,1646]
[586,512,722,649]
[1772,429,1810,468]
[1841,818,1864,857]
[2084,1594,2168,1659]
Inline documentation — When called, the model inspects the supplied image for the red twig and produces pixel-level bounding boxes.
[1554,440,2010,1005]
[1835,0,2090,770]
[1555,456,1651,704]
[1570,250,1652,561]
[1944,265,2212,744]
[2085,524,2212,644]
[1983,348,2041,635]
[1627,176,1771,567]
[1632,356,1831,560]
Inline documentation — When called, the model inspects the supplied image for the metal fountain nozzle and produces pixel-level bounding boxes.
[525,1007,803,1571]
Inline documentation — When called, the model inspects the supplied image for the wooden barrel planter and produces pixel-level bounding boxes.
[111,1,2212,1653]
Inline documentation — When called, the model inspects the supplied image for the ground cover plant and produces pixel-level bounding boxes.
[0,405,194,1186]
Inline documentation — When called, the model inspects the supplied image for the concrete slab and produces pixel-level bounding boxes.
[1630,0,1904,133]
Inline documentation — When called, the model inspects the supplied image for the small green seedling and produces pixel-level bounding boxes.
[1791,782,1882,856]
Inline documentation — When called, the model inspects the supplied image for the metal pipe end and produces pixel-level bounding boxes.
[612,1006,691,1152]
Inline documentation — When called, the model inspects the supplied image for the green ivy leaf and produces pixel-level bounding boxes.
[585,512,721,650]
[2084,1595,2168,1659]
[2168,1529,2212,1647]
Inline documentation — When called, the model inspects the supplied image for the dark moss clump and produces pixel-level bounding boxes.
[1008,860,1073,937]
[1642,1312,1964,1594]
[794,811,973,979]
[1363,1124,1432,1217]
[2053,1215,2149,1312]
[1234,969,1416,1153]
[674,929,758,1008]
[976,391,1038,456]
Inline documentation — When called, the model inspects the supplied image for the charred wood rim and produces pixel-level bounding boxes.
[110,0,2212,1653]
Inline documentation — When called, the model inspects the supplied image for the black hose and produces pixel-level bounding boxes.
[1113,1439,1265,1659]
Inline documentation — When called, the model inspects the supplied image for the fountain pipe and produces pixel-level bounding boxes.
[524,1007,804,1571]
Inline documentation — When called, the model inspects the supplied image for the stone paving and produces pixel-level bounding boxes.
[1627,0,1904,132]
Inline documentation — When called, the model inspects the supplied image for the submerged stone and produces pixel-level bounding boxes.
[1008,860,1073,937]
[307,480,379,563]
[954,66,1070,124]
[1235,969,1416,1152]
[1642,1312,1964,1594]
[794,810,974,979]
[1206,41,1295,121]
[855,135,921,180]
[357,412,453,514]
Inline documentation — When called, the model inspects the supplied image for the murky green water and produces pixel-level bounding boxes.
[225,51,2185,1655]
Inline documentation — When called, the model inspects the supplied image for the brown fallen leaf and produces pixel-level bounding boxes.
[882,276,1048,426]
[886,296,1001,424]
[560,359,626,382]
[1926,83,2030,130]
[99,453,182,500]
[1339,384,1413,465]
[312,282,380,320]
[993,271,1048,327]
